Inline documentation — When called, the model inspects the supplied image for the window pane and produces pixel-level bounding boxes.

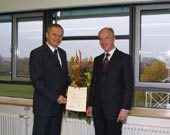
[58,16,129,36]
[0,22,11,81]
[135,90,146,107]
[135,90,170,109]
[17,21,43,77]
[60,40,129,61]
[115,40,129,54]
[60,40,103,60]
[140,11,170,83]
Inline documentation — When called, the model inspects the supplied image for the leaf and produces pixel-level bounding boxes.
[67,111,92,124]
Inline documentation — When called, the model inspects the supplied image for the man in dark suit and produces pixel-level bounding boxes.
[86,27,134,135]
[29,24,77,135]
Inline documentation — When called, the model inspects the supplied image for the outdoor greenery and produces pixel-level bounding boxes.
[140,60,168,82]
[135,91,145,107]
[0,84,33,98]
[0,75,11,81]
[135,58,169,107]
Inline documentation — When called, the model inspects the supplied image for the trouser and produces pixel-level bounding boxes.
[32,112,63,135]
[93,108,122,135]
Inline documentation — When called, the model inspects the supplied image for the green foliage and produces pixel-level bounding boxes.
[137,59,169,108]
[0,84,33,98]
[141,60,167,82]
[0,75,11,81]
[67,111,92,124]
[135,91,145,107]
[18,57,29,75]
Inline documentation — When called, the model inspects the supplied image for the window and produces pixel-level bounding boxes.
[57,16,129,36]
[135,4,170,109]
[0,13,43,98]
[0,16,12,81]
[54,6,130,61]
[13,13,43,81]
[135,4,170,89]
[0,6,130,99]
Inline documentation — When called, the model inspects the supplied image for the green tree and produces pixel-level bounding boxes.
[141,60,167,82]
[18,57,29,75]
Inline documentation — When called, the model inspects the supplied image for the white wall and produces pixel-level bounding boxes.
[0,0,167,13]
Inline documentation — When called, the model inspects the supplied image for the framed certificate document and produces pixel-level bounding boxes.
[66,86,87,112]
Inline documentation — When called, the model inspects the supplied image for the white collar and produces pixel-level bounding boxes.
[46,42,58,53]
[105,47,116,57]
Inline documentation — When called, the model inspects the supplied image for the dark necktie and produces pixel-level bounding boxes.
[102,53,110,71]
[54,49,61,68]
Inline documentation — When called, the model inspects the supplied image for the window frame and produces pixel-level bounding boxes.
[0,5,131,84]
[0,5,132,99]
[12,12,43,81]
[135,4,170,90]
[53,6,131,55]
[0,15,12,82]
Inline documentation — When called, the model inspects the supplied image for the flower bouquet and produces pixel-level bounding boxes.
[67,50,93,124]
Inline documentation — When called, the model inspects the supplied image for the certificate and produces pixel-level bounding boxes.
[66,86,87,112]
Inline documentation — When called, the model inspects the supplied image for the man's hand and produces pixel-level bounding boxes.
[57,95,67,104]
[117,109,129,122]
[86,106,93,117]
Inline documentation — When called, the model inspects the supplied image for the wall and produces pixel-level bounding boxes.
[0,0,166,13]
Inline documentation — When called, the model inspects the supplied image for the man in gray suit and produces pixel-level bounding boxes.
[29,24,77,135]
[87,27,134,135]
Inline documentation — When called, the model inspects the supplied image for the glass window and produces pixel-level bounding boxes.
[56,6,130,60]
[60,39,129,61]
[135,90,170,109]
[56,6,129,36]
[58,16,129,37]
[0,22,12,81]
[13,13,43,81]
[135,4,170,88]
[60,40,103,60]
[17,21,43,77]
[115,40,129,54]
[0,13,42,99]
[135,4,170,109]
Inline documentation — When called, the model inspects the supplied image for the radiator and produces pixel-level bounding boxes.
[61,118,170,135]
[61,118,95,135]
[122,124,170,135]
[0,113,28,135]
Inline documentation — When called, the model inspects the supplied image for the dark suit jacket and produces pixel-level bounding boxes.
[29,44,71,116]
[88,49,134,120]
